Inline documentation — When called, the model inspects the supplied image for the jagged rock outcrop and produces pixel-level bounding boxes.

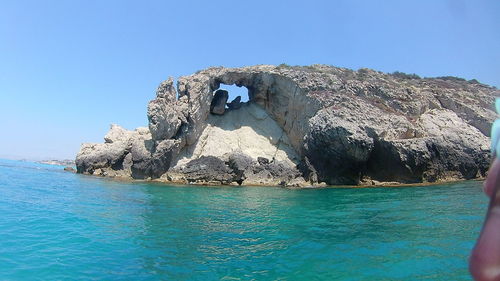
[76,64,499,186]
[163,153,302,186]
[210,89,229,115]
[76,125,152,177]
[227,96,242,110]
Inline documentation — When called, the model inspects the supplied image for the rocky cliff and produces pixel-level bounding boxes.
[76,65,499,186]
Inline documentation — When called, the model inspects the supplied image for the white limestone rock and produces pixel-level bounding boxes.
[76,64,498,186]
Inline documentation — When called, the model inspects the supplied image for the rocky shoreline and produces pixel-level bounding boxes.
[76,64,498,187]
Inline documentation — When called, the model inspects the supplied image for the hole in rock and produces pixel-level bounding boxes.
[219,84,249,104]
[210,84,250,115]
[173,82,301,179]
[215,84,250,110]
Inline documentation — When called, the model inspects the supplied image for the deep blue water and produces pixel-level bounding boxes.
[0,159,488,280]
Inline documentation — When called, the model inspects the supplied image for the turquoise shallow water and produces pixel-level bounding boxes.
[0,159,488,280]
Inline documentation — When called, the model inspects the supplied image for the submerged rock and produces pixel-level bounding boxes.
[76,65,498,186]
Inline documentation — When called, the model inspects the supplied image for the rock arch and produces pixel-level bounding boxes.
[177,69,321,155]
[76,65,495,186]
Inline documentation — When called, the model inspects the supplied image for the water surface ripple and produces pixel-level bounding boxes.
[0,159,487,280]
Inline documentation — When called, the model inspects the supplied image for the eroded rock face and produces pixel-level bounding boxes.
[76,125,152,178]
[171,156,235,184]
[305,109,375,185]
[76,65,499,186]
[147,78,187,141]
[165,153,304,186]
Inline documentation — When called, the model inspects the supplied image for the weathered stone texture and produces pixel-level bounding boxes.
[76,65,498,186]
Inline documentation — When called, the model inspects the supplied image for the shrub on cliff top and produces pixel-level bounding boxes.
[277,63,291,68]
[435,76,467,82]
[391,71,421,80]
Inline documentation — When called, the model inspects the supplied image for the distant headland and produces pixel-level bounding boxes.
[38,159,75,167]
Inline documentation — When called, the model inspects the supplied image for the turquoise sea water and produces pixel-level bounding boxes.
[0,159,488,280]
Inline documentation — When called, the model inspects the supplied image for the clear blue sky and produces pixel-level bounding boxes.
[0,0,498,160]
